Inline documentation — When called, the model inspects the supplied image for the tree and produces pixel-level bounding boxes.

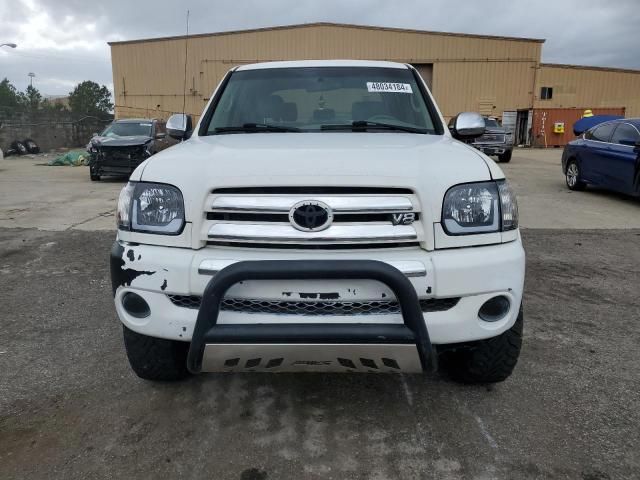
[41,98,67,112]
[21,85,42,110]
[0,78,21,107]
[68,80,113,115]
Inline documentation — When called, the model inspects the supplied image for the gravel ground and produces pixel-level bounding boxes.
[1,228,639,480]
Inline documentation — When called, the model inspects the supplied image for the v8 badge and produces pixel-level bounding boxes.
[390,212,416,225]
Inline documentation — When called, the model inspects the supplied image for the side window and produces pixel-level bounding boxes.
[590,123,616,143]
[610,124,640,146]
[540,87,553,100]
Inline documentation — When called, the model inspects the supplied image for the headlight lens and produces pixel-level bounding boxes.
[442,180,518,235]
[117,182,185,235]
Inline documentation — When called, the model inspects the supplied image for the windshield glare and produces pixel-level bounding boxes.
[102,122,152,137]
[206,67,437,134]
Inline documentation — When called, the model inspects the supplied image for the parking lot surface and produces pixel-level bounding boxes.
[1,149,639,479]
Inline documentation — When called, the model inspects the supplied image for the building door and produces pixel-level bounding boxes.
[502,111,517,138]
[411,64,433,90]
[515,110,530,146]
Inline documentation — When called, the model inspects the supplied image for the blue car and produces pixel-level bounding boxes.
[562,118,640,196]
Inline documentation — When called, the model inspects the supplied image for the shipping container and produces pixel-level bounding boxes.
[531,107,626,147]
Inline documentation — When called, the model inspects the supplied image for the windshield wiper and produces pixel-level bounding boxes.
[213,123,301,133]
[321,121,427,134]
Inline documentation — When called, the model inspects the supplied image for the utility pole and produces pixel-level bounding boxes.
[28,72,35,87]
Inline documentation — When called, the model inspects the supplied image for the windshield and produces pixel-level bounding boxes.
[204,67,438,134]
[484,118,500,128]
[101,122,152,137]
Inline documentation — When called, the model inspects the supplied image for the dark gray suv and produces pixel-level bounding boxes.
[471,117,514,162]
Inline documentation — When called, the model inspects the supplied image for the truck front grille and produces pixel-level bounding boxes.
[99,145,146,160]
[167,295,460,315]
[205,187,421,248]
[475,133,506,144]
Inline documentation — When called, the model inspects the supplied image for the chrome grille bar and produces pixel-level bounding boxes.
[210,195,414,214]
[208,223,418,244]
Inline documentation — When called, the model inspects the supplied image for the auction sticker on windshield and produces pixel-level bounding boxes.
[366,82,413,93]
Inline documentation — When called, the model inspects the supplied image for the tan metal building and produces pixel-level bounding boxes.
[108,22,640,145]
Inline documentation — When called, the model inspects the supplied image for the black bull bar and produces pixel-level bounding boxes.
[187,260,436,374]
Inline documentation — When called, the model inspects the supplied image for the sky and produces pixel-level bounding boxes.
[1,0,639,96]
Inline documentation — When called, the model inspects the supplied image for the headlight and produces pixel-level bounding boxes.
[116,182,185,235]
[442,180,518,235]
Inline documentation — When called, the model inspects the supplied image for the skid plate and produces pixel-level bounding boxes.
[201,343,423,373]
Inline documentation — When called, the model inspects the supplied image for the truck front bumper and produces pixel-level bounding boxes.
[111,238,525,359]
[473,144,512,156]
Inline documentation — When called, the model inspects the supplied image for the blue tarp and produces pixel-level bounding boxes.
[573,115,624,135]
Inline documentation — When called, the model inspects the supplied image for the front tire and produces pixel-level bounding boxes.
[122,326,190,381]
[498,150,512,163]
[565,159,586,191]
[441,306,523,383]
[89,165,101,181]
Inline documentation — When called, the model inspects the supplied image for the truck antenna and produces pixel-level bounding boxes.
[182,9,190,117]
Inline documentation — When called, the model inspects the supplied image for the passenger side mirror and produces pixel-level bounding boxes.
[166,113,193,140]
[92,132,98,137]
[450,112,485,140]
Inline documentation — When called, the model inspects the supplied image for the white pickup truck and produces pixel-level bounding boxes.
[110,60,525,383]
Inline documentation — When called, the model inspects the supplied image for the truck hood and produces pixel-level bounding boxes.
[137,132,502,225]
[91,135,152,147]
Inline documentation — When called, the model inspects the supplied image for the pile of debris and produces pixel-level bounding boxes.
[47,150,90,166]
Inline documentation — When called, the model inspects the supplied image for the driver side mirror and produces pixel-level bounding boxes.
[450,112,485,140]
[92,132,98,138]
[166,113,193,140]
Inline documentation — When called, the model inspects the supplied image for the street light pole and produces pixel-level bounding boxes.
[28,72,35,87]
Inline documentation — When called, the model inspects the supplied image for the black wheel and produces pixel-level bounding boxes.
[498,150,512,163]
[22,138,40,154]
[10,141,27,155]
[122,325,190,381]
[565,159,586,191]
[89,165,101,181]
[440,305,523,383]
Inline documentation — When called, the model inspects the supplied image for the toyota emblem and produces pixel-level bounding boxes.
[289,200,333,232]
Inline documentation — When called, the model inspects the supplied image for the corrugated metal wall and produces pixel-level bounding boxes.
[110,25,640,131]
[433,61,535,119]
[535,64,640,117]
[109,23,542,122]
[531,107,626,147]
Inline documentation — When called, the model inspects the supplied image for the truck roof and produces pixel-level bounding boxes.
[236,60,409,71]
